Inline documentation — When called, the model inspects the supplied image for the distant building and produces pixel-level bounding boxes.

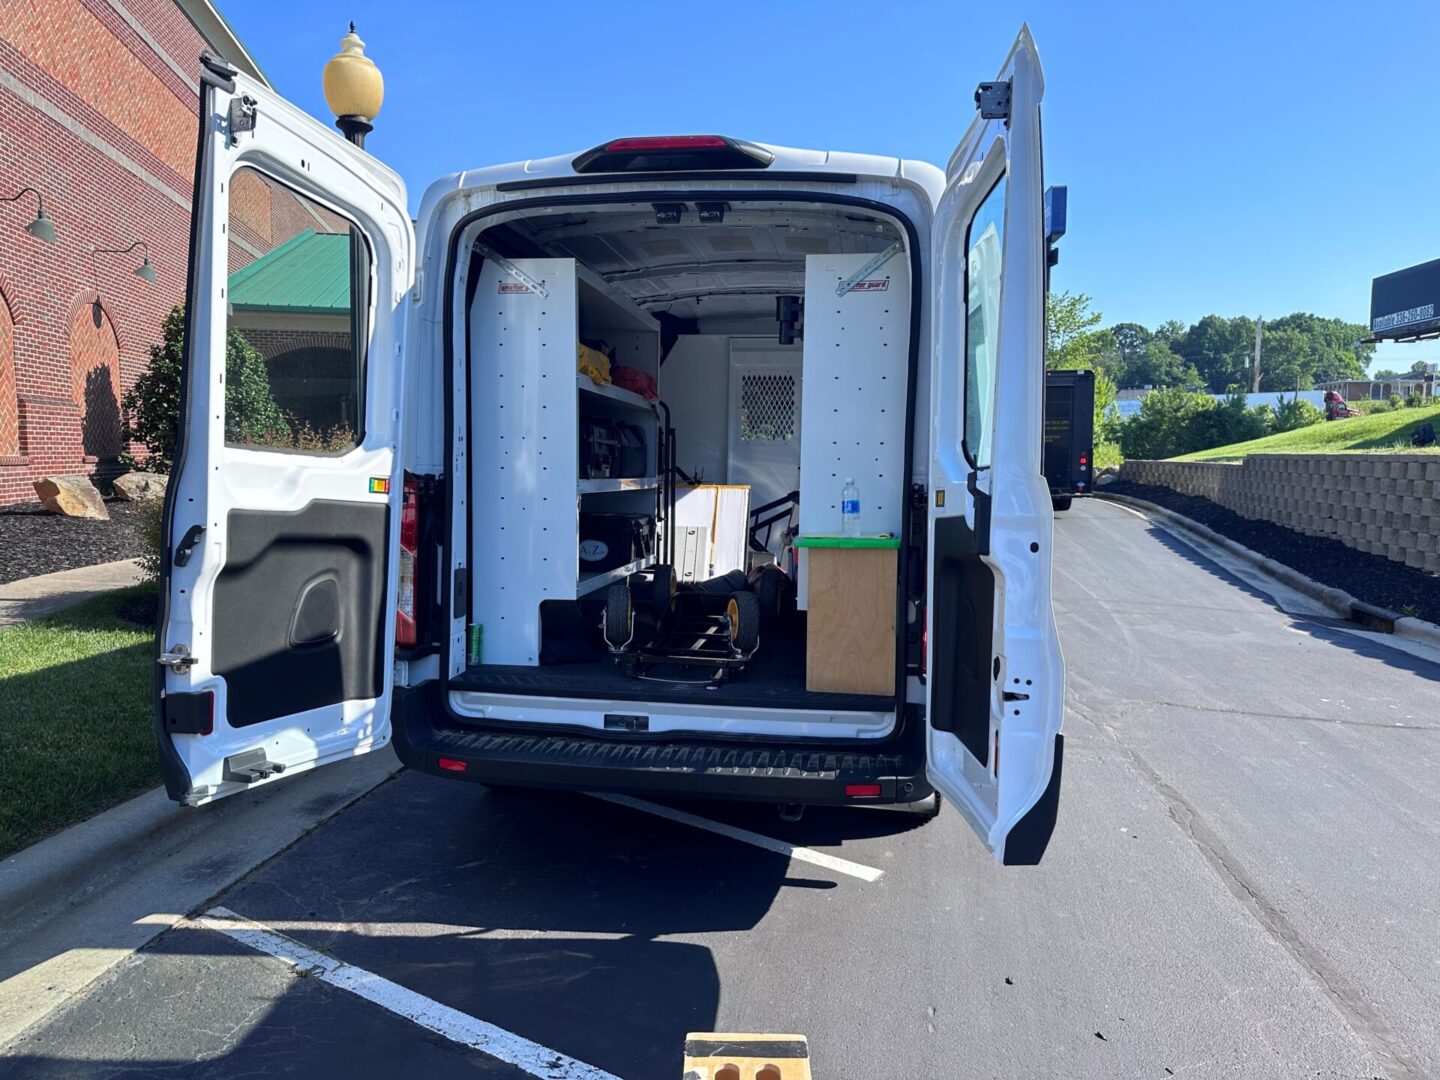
[0,1,266,505]
[1316,377,1435,402]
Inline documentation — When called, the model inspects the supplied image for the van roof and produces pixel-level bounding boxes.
[418,141,946,211]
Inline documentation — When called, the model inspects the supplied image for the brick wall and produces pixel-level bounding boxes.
[0,0,210,504]
[1120,455,1440,574]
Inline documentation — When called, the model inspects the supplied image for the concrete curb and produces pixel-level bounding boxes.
[0,747,403,1048]
[1095,492,1440,651]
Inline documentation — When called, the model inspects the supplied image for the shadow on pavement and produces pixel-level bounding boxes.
[1139,519,1440,686]
[5,773,923,1080]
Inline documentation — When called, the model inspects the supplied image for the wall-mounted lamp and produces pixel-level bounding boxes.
[2,187,58,244]
[92,241,157,285]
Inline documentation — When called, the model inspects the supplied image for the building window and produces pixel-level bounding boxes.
[0,291,17,457]
[69,299,123,460]
[224,166,369,453]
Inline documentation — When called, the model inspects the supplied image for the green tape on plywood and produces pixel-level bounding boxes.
[792,535,901,549]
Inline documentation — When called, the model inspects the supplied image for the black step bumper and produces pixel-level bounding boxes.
[392,682,932,806]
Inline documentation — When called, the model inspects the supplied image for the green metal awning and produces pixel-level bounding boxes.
[228,229,350,315]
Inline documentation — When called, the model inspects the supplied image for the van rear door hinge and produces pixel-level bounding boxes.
[227,94,257,145]
[975,80,1012,122]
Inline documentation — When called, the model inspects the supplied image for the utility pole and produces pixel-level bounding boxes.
[1251,317,1264,393]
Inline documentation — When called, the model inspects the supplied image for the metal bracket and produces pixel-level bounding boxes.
[227,94,257,145]
[975,80,1012,121]
[224,748,287,785]
[158,644,196,675]
[474,245,549,298]
[835,241,903,296]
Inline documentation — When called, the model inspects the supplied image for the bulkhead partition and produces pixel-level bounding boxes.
[796,251,911,606]
[467,256,661,666]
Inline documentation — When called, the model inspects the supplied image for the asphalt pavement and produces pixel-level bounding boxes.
[4,498,1436,1079]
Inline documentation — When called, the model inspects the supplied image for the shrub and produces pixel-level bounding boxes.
[1386,392,1404,411]
[1119,387,1218,459]
[1270,394,1324,433]
[136,498,163,585]
[1405,390,1428,408]
[122,305,288,472]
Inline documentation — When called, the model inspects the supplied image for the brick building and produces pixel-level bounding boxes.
[0,0,266,505]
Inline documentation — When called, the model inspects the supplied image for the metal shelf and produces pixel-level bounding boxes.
[577,375,656,411]
[577,555,654,598]
[578,476,659,494]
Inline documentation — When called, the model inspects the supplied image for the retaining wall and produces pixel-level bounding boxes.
[1120,455,1440,574]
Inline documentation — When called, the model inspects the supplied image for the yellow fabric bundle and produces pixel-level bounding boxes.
[577,343,611,385]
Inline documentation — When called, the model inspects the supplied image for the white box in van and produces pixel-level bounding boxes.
[155,28,1066,865]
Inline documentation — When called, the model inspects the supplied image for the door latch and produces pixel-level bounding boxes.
[975,79,1012,122]
[158,644,197,675]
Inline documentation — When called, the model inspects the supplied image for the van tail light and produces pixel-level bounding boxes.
[437,757,467,773]
[845,783,882,798]
[396,478,419,647]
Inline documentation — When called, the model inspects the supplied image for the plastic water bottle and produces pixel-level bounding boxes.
[841,478,861,537]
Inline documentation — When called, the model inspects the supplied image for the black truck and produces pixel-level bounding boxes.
[1043,369,1095,512]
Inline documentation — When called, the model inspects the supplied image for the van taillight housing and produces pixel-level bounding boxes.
[572,135,774,173]
[396,478,418,647]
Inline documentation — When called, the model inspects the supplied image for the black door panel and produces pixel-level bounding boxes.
[213,501,388,727]
[929,514,995,764]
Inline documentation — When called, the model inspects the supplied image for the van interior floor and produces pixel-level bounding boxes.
[450,619,893,713]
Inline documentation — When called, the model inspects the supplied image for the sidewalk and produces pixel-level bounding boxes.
[0,559,144,628]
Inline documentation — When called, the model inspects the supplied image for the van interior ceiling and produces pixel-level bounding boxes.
[450,199,915,718]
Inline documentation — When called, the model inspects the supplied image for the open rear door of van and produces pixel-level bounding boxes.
[155,55,413,805]
[926,27,1065,864]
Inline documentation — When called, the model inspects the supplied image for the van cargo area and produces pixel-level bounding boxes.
[446,199,916,730]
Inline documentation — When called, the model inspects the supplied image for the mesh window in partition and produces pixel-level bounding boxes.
[739,371,797,442]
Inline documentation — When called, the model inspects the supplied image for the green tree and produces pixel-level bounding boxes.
[1124,339,1202,389]
[1372,368,1402,380]
[1046,291,1109,371]
[1261,313,1369,387]
[122,304,287,472]
[1177,315,1257,392]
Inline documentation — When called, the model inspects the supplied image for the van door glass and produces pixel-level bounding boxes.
[223,166,370,453]
[962,174,1006,470]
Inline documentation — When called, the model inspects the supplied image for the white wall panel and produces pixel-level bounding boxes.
[470,258,578,665]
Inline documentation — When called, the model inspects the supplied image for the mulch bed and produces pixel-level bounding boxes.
[1104,480,1440,626]
[0,500,148,586]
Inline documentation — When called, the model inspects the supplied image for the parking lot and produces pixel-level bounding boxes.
[5,498,1438,1079]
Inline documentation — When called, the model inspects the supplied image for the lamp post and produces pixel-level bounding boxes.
[2,187,58,244]
[322,23,384,148]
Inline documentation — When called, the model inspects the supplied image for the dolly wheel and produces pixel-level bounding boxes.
[726,590,761,654]
[647,563,677,618]
[604,580,634,650]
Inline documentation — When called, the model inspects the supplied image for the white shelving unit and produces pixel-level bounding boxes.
[470,257,663,665]
[578,476,659,494]
[578,375,654,411]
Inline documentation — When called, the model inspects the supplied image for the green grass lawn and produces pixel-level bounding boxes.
[0,586,159,858]
[1174,404,1440,462]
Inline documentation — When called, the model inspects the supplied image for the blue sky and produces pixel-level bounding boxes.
[228,0,1440,372]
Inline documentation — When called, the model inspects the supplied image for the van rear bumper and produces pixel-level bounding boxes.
[392,683,932,805]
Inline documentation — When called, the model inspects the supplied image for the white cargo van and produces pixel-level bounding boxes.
[155,28,1065,864]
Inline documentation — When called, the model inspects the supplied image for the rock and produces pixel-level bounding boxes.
[1095,466,1120,487]
[33,475,109,520]
[113,471,168,502]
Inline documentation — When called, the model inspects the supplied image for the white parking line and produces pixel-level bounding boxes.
[589,793,885,883]
[195,907,621,1080]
